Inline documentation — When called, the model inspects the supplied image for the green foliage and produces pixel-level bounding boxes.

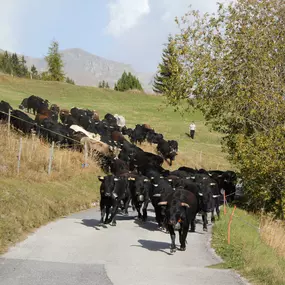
[168,0,285,218]
[45,40,65,82]
[212,207,285,285]
[30,65,38,79]
[153,35,185,99]
[0,51,29,78]
[115,71,143,92]
[66,76,75,85]
[98,80,110,88]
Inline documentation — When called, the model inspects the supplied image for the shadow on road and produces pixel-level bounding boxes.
[131,239,172,256]
[133,219,163,232]
[79,219,103,230]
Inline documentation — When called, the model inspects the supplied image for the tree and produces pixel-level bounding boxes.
[167,0,285,218]
[45,40,65,81]
[115,71,144,92]
[102,80,105,88]
[10,53,20,76]
[30,65,38,79]
[105,82,110,88]
[153,35,182,95]
[19,56,28,77]
[66,77,75,85]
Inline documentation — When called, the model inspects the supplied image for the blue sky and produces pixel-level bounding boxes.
[0,0,222,72]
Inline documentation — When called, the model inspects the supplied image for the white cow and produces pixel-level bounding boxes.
[114,114,126,128]
[70,125,101,141]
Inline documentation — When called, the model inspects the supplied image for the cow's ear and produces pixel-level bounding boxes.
[158,201,168,206]
[153,184,158,187]
[168,179,172,182]
[153,193,161,197]
[181,202,190,208]
[98,176,104,181]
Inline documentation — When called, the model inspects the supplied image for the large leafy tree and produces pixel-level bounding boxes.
[167,0,285,217]
[45,40,65,81]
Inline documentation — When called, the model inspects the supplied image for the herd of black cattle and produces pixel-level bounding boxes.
[0,96,238,253]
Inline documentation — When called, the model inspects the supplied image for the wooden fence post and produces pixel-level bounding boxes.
[17,138,22,175]
[84,142,88,168]
[8,109,11,136]
[48,141,55,175]
[227,205,237,245]
[223,190,227,215]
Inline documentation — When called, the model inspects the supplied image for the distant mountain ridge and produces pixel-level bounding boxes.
[0,48,155,92]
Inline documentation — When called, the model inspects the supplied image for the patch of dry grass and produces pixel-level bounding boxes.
[260,216,285,258]
[0,124,103,254]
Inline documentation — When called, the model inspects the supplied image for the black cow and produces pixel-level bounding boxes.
[98,175,116,225]
[149,177,174,228]
[10,110,36,134]
[19,98,28,110]
[0,100,13,121]
[146,130,163,144]
[157,138,177,166]
[109,158,129,176]
[27,95,49,115]
[158,188,198,253]
[195,174,217,231]
[128,175,151,221]
[101,175,131,226]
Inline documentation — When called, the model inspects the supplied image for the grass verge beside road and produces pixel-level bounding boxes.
[212,207,285,285]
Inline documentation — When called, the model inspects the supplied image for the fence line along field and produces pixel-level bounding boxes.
[0,74,231,170]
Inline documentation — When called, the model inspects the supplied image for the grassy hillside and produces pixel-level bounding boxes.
[0,75,230,170]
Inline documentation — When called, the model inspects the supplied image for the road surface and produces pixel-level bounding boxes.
[0,207,248,285]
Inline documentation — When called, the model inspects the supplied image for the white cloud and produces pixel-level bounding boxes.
[106,0,150,37]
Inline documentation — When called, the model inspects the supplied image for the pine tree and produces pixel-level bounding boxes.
[66,77,75,84]
[11,53,20,76]
[102,80,105,88]
[105,82,110,88]
[98,81,102,88]
[45,40,65,81]
[153,35,180,94]
[19,56,28,77]
[30,65,38,79]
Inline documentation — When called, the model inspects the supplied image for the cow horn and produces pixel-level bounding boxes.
[198,192,203,196]
[98,176,104,181]
[153,193,161,197]
[153,184,158,187]
[210,183,216,186]
[158,201,168,205]
[191,176,195,179]
[213,195,220,198]
[128,177,136,181]
[168,179,172,182]
[114,178,119,181]
[144,179,149,182]
[218,175,223,177]
[181,202,190,208]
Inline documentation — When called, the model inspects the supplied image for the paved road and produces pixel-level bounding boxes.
[0,207,248,285]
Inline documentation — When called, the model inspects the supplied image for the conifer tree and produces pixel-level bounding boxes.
[45,40,65,81]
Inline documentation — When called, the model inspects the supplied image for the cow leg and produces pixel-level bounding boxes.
[108,204,119,226]
[216,202,220,220]
[123,196,131,215]
[211,210,215,223]
[104,206,111,224]
[190,215,196,232]
[135,202,142,220]
[167,225,176,253]
[142,200,149,222]
[99,200,106,225]
[154,206,163,227]
[202,212,208,231]
[179,227,188,251]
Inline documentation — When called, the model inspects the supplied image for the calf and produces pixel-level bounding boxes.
[158,188,198,253]
[19,98,28,111]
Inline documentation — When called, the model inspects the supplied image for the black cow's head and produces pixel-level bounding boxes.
[98,175,115,197]
[158,199,189,230]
